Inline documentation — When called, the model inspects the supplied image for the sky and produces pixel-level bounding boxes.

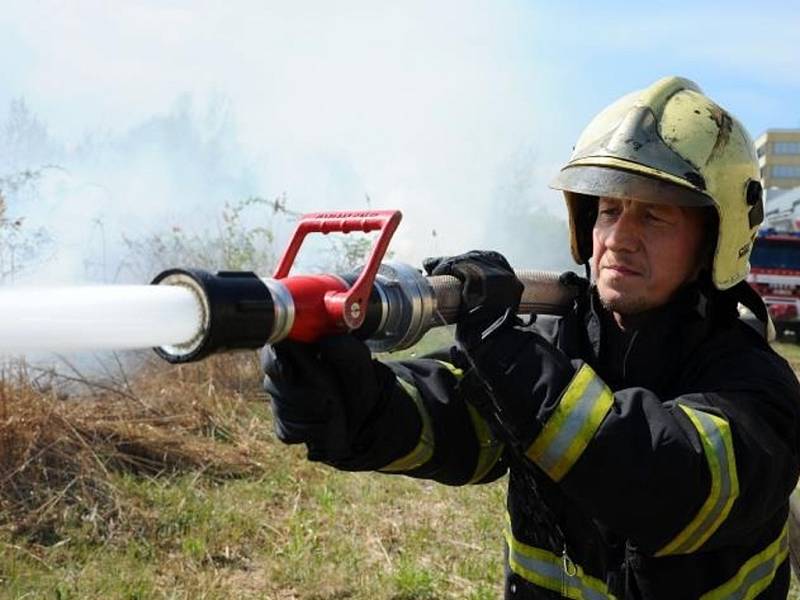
[0,0,798,282]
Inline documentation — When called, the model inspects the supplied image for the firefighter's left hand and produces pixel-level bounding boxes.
[424,251,578,450]
[423,250,523,350]
[453,327,576,450]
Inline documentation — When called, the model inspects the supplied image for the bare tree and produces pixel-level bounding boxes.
[0,169,53,283]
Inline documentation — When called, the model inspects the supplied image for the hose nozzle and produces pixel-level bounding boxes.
[150,210,578,364]
[151,269,276,363]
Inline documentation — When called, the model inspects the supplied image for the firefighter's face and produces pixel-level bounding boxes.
[592,197,707,318]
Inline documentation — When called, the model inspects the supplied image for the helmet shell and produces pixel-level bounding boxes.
[552,76,763,290]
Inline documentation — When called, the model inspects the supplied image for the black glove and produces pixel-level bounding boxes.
[261,335,396,465]
[423,250,523,350]
[453,330,576,450]
[425,252,575,451]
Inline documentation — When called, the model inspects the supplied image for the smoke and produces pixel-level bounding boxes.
[0,96,265,283]
[0,1,580,288]
[0,0,793,371]
[0,98,574,286]
[1,1,796,286]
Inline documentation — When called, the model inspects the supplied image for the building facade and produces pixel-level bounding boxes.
[756,129,800,190]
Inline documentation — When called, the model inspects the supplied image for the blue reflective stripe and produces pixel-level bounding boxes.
[534,376,606,474]
[526,364,614,482]
[509,550,611,600]
[505,516,616,600]
[679,409,733,550]
[700,523,788,600]
[657,405,739,555]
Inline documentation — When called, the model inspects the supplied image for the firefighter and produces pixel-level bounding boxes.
[262,77,800,598]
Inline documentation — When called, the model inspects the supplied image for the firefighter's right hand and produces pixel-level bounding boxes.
[261,335,396,466]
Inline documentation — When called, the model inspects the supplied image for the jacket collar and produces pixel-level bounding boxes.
[582,283,713,393]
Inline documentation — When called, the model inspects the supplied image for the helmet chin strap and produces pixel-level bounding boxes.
[731,280,772,334]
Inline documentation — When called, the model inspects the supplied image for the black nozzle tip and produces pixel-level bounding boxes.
[151,268,274,364]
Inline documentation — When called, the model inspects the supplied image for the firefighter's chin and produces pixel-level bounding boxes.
[596,278,653,318]
[599,293,651,318]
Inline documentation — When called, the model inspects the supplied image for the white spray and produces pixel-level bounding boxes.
[0,285,201,353]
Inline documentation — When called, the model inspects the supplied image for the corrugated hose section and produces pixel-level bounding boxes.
[428,270,577,324]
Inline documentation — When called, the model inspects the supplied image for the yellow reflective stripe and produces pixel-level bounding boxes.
[656,405,739,556]
[700,523,788,600]
[465,403,504,483]
[435,359,502,483]
[505,516,616,600]
[379,379,434,472]
[526,364,614,482]
[435,359,463,378]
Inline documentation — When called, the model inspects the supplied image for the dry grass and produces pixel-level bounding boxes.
[0,354,271,545]
[3,338,795,598]
[0,346,503,599]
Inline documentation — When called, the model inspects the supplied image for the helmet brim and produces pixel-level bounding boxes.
[551,164,714,208]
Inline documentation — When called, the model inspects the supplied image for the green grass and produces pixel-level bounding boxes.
[0,468,506,599]
[774,341,800,370]
[0,418,505,599]
[1,339,799,598]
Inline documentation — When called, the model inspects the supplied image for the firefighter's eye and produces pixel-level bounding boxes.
[598,202,621,218]
[645,209,671,224]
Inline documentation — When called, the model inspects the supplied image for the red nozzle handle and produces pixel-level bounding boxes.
[273,210,402,330]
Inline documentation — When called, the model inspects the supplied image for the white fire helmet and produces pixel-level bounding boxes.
[551,76,764,290]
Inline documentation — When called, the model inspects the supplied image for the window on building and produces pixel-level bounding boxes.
[772,165,800,178]
[774,141,800,155]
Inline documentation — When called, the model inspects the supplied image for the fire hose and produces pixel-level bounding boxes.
[149,209,579,363]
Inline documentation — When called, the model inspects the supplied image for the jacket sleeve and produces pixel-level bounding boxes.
[524,329,800,556]
[380,354,507,485]
[340,349,507,485]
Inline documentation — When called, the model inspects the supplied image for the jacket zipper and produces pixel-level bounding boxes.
[622,329,640,380]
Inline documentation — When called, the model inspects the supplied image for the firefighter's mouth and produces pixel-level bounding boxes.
[602,263,643,277]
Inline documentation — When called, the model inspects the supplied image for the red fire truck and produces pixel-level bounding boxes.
[747,229,800,340]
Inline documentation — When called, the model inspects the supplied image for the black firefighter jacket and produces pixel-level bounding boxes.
[339,283,800,599]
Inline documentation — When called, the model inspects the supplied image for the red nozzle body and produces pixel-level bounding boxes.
[273,210,402,340]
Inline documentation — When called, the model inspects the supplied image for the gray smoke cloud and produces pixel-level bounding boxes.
[1,92,572,285]
[2,1,793,289]
[0,96,265,283]
[0,2,582,289]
